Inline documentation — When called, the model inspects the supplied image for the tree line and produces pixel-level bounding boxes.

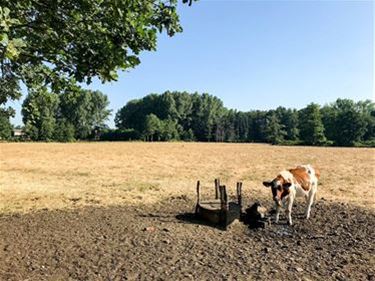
[1,90,373,147]
[0,84,111,141]
[112,91,374,146]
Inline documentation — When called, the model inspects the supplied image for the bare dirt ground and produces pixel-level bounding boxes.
[0,196,374,281]
[0,143,374,280]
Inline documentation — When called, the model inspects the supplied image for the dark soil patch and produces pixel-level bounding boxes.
[0,197,374,281]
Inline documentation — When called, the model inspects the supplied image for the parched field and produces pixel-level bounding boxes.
[0,143,374,280]
[1,142,374,212]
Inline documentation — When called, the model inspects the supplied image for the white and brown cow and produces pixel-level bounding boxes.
[263,164,320,225]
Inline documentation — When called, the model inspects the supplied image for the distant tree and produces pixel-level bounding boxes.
[265,112,286,144]
[223,109,237,142]
[287,110,300,141]
[53,119,75,142]
[22,88,59,141]
[235,111,250,142]
[155,91,178,120]
[356,100,375,142]
[249,110,268,142]
[332,99,367,146]
[275,107,299,141]
[115,91,225,141]
[114,92,373,146]
[190,93,225,141]
[213,118,225,142]
[160,118,179,141]
[0,111,12,139]
[115,99,143,131]
[90,91,112,129]
[182,128,195,141]
[321,99,374,146]
[59,86,111,139]
[173,91,194,133]
[21,83,110,141]
[298,103,326,145]
[143,113,161,141]
[320,105,337,142]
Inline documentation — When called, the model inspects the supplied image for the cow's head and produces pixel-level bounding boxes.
[263,175,292,206]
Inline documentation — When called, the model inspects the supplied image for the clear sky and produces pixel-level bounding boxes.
[9,0,374,127]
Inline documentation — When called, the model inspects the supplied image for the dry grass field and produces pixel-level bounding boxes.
[1,142,374,213]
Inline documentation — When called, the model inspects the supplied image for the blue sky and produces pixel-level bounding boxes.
[10,0,374,127]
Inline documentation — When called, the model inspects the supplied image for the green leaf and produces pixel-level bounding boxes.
[10,38,26,48]
[0,33,8,46]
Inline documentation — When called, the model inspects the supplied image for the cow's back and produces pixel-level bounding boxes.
[289,166,311,191]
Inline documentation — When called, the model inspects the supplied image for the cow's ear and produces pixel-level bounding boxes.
[283,182,292,189]
[263,181,272,187]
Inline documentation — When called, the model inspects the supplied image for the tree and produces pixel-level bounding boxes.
[173,91,194,133]
[249,110,268,142]
[22,88,59,141]
[298,103,326,145]
[115,99,143,131]
[320,105,337,142]
[53,119,75,142]
[235,111,250,142]
[356,99,375,142]
[143,113,161,141]
[87,90,112,129]
[115,91,225,141]
[190,93,225,141]
[275,107,299,141]
[321,99,374,146]
[21,83,110,141]
[0,0,193,117]
[332,99,367,146]
[223,109,237,142]
[182,128,195,141]
[59,86,111,139]
[264,112,286,144]
[0,111,12,139]
[160,118,179,141]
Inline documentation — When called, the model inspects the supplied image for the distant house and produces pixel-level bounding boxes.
[12,129,25,138]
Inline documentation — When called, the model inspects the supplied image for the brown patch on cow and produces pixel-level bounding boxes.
[289,167,311,191]
[275,174,286,184]
[275,174,294,185]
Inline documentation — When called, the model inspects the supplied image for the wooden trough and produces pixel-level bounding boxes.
[195,179,243,230]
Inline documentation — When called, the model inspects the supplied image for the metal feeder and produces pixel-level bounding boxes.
[195,179,243,230]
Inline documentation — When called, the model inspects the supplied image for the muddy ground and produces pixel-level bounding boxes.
[0,196,374,281]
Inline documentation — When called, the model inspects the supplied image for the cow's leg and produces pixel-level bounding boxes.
[275,203,281,223]
[286,197,294,225]
[305,185,317,219]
